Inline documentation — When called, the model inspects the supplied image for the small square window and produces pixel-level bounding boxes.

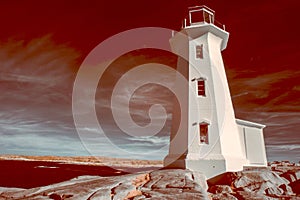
[199,123,209,144]
[197,79,205,96]
[196,45,203,59]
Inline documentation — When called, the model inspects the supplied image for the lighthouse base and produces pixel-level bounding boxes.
[164,154,247,179]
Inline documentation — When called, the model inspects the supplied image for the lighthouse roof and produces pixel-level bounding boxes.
[236,119,266,129]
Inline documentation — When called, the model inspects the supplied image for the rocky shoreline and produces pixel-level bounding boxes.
[0,160,299,199]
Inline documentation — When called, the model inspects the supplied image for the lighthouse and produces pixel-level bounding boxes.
[164,5,267,179]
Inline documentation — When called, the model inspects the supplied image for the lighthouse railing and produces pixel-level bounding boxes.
[182,17,226,31]
[214,19,226,31]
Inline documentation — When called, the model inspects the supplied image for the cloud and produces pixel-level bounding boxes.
[267,144,300,151]
[0,39,173,159]
[0,36,84,155]
[127,135,169,146]
[94,63,176,139]
[234,110,300,162]
[266,144,300,162]
[0,132,87,156]
[241,70,296,88]
[226,68,300,162]
[0,36,79,85]
[229,69,300,112]
[0,36,80,109]
[0,36,298,162]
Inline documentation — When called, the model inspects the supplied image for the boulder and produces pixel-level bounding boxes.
[1,161,300,199]
[0,169,209,200]
[207,172,237,186]
[281,169,300,182]
[111,182,136,200]
[140,169,209,199]
[49,193,62,200]
[142,193,208,200]
[208,185,233,194]
[210,193,238,200]
[290,179,300,195]
[233,170,287,189]
[265,185,284,196]
[279,183,294,195]
[87,188,112,200]
[280,172,297,183]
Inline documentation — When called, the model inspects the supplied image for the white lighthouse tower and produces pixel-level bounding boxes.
[164,5,267,178]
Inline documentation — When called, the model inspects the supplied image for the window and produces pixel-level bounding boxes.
[196,45,203,59]
[190,10,205,23]
[204,12,210,23]
[197,79,205,96]
[199,123,209,144]
[189,9,214,24]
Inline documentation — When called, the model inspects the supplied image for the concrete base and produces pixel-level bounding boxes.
[163,154,187,168]
[223,156,248,172]
[164,154,227,179]
[185,159,226,179]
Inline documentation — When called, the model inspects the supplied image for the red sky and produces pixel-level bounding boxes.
[0,0,299,161]
[1,0,298,68]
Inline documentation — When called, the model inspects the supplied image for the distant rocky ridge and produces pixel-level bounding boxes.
[0,159,299,199]
[0,155,162,168]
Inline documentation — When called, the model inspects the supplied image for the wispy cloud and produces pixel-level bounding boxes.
[0,36,298,161]
[0,36,79,108]
[267,144,300,151]
[227,68,300,162]
[0,36,79,85]
[0,132,86,156]
[0,36,83,155]
[266,144,300,162]
[127,135,169,146]
[229,69,300,112]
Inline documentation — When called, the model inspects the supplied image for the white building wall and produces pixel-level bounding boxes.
[168,57,189,156]
[245,128,267,165]
[237,125,247,158]
[236,119,267,166]
[164,21,267,178]
[188,33,222,159]
[206,33,248,170]
[164,34,190,167]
